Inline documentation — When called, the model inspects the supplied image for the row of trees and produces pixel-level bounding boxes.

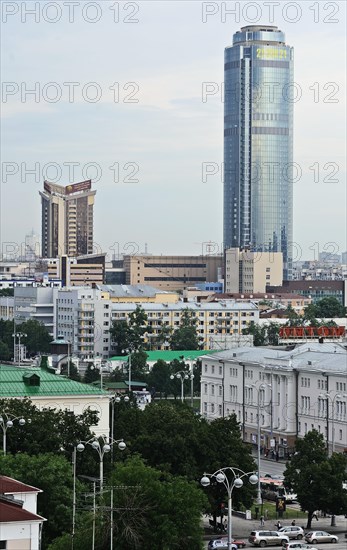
[0,318,52,360]
[0,397,256,549]
[109,306,202,354]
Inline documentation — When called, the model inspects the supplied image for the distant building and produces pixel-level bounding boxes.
[341,251,347,265]
[123,254,223,292]
[24,230,40,262]
[39,180,96,258]
[225,248,283,294]
[319,252,341,265]
[224,26,294,279]
[47,254,105,286]
[267,280,347,306]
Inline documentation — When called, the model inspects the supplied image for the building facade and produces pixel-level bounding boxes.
[123,254,223,292]
[225,248,283,293]
[200,343,347,454]
[40,180,96,258]
[224,26,293,279]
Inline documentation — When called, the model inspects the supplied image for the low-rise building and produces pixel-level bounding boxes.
[0,476,46,550]
[200,342,347,454]
[0,365,109,436]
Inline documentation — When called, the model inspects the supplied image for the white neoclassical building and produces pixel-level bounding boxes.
[200,342,347,455]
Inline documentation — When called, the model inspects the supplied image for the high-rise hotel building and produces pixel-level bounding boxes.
[40,180,96,258]
[224,26,294,279]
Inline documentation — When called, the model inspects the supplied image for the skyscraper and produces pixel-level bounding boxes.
[224,25,294,279]
[40,180,96,258]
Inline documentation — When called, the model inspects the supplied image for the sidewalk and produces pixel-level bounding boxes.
[203,513,347,540]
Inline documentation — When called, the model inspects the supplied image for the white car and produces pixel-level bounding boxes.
[208,539,238,550]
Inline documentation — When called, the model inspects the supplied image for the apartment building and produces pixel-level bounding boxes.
[200,342,347,454]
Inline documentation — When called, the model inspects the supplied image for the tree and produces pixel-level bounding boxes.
[304,297,346,318]
[18,319,52,355]
[0,452,76,549]
[109,306,148,355]
[84,363,100,384]
[170,308,199,350]
[60,360,81,381]
[0,398,99,457]
[49,455,208,550]
[147,359,172,397]
[284,430,347,528]
[0,288,14,296]
[242,322,267,346]
[129,350,149,380]
[0,340,11,360]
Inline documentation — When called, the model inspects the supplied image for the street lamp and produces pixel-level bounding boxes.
[170,370,194,403]
[110,394,129,451]
[12,332,27,367]
[122,349,132,395]
[319,391,347,454]
[0,412,27,455]
[77,435,126,494]
[201,466,258,550]
[245,382,271,505]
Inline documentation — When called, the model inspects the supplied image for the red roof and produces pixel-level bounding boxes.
[0,475,41,495]
[0,498,45,523]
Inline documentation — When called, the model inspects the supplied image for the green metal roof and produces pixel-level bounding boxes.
[0,365,107,397]
[109,350,220,363]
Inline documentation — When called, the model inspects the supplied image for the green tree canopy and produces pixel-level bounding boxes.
[0,452,75,549]
[109,305,148,355]
[170,308,200,350]
[284,430,347,528]
[49,455,208,550]
[304,297,346,318]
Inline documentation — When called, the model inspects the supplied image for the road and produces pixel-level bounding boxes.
[203,541,347,550]
[258,457,286,479]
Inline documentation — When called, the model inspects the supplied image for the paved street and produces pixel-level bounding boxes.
[203,512,347,549]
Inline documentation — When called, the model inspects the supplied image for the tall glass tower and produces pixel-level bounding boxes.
[224,25,294,279]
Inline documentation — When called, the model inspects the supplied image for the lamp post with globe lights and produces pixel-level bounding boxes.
[76,435,126,494]
[170,370,194,403]
[245,381,271,505]
[319,390,347,455]
[201,467,258,550]
[12,331,27,367]
[0,412,27,455]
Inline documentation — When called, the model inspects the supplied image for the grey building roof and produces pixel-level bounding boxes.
[110,301,258,312]
[97,284,174,298]
[201,342,347,375]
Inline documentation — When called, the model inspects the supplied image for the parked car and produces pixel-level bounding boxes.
[282,542,318,550]
[208,539,238,549]
[304,531,339,544]
[249,531,290,547]
[279,527,305,540]
[233,538,247,548]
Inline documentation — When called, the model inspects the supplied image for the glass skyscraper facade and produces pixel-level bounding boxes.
[224,25,294,279]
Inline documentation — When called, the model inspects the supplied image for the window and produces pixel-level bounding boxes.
[211,365,215,374]
[219,386,222,396]
[211,384,215,396]
[219,405,222,416]
[204,384,207,394]
[219,365,222,375]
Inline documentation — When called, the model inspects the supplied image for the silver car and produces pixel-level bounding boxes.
[279,527,305,540]
[283,542,318,550]
[304,531,339,544]
[249,531,290,547]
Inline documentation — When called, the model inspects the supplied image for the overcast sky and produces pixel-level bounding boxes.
[1,0,346,262]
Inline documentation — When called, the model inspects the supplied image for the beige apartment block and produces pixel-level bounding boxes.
[40,180,96,258]
[225,248,283,294]
[123,255,223,292]
[47,254,104,286]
